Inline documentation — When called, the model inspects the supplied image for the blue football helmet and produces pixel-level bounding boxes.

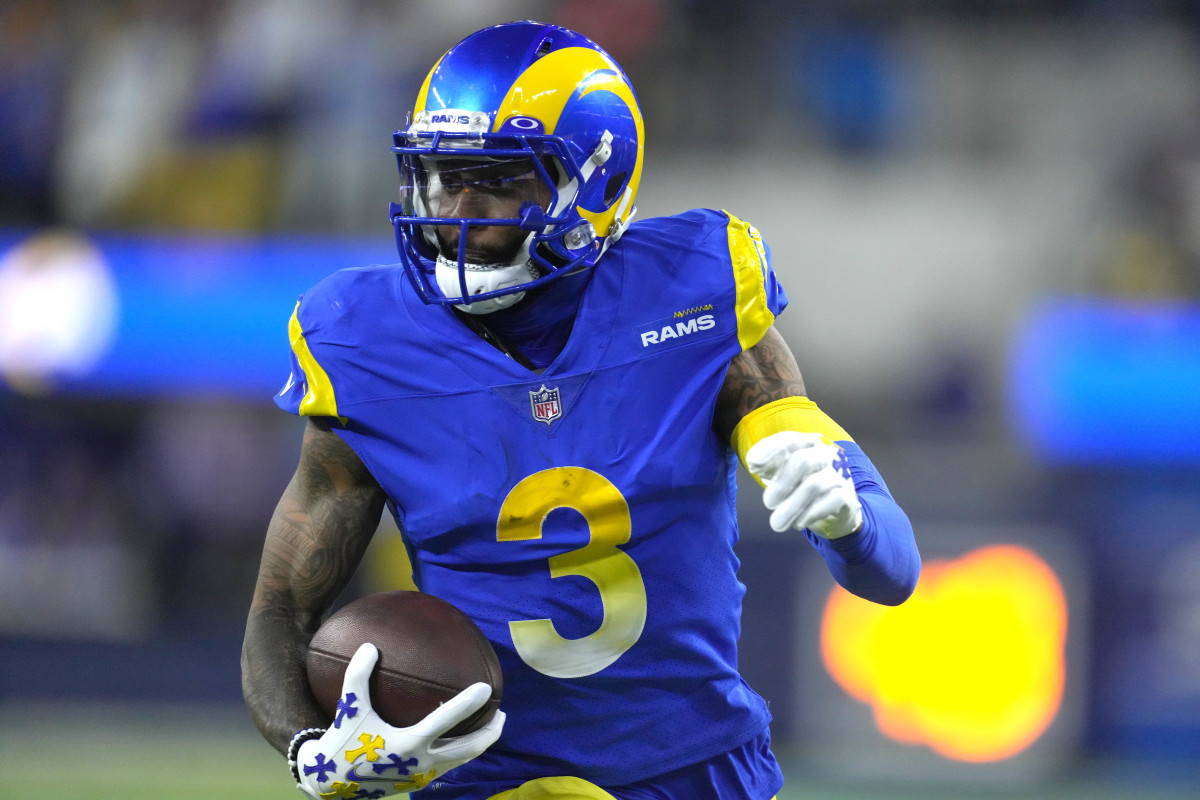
[390,21,644,313]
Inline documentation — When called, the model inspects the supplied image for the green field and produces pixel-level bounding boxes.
[2,701,1193,800]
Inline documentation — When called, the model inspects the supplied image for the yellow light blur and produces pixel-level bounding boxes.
[820,544,1067,762]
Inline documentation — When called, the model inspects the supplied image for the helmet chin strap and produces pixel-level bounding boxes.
[434,234,537,315]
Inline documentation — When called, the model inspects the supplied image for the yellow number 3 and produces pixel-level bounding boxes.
[497,467,647,678]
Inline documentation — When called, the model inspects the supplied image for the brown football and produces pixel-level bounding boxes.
[306,590,503,737]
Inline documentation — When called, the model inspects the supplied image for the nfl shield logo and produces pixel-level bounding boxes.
[529,385,562,425]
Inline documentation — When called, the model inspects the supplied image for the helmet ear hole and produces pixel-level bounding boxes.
[604,172,628,205]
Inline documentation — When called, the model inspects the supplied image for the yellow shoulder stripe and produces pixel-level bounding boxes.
[287,302,343,422]
[731,397,854,484]
[724,210,775,351]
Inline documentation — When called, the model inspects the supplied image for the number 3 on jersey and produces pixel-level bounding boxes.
[497,467,647,679]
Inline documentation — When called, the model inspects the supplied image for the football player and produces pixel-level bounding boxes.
[242,20,921,800]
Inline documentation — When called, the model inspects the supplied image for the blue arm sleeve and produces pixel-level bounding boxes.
[805,442,921,605]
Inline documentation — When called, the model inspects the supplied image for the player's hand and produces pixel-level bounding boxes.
[745,431,862,539]
[293,643,504,799]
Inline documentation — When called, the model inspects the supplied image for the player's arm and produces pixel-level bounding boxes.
[242,417,388,755]
[715,327,921,606]
[243,418,504,799]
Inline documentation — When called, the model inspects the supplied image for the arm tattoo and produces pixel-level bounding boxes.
[713,327,807,444]
[242,418,387,754]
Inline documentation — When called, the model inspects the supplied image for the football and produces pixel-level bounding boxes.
[306,590,503,737]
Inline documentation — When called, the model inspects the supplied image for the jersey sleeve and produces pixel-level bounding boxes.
[273,295,344,422]
[808,441,921,606]
[722,210,789,351]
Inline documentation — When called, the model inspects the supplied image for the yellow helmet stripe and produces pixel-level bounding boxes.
[412,52,448,115]
[496,47,644,235]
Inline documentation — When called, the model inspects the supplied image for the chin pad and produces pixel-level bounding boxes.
[434,255,534,314]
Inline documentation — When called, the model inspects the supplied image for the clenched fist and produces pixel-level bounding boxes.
[745,431,862,539]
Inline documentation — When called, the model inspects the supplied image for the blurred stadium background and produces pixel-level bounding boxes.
[2,1,1199,797]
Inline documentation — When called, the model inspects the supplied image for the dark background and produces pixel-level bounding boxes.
[2,1,1199,796]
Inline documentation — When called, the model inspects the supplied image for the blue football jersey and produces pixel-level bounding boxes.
[277,208,789,787]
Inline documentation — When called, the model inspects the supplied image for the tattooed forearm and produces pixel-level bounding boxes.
[242,418,387,754]
[251,422,383,618]
[713,327,807,443]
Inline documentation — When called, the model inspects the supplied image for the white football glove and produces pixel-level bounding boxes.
[745,430,863,539]
[293,643,504,799]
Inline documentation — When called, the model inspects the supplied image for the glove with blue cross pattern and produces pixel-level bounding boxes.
[290,643,504,799]
[745,430,863,539]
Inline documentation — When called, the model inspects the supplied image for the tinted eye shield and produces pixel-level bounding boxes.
[390,129,598,306]
[390,129,580,226]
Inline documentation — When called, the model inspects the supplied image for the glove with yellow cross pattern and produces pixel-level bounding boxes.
[289,643,504,799]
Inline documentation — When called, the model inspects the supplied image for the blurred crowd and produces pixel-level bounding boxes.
[3,3,1200,769]
[3,0,1200,269]
[3,0,1200,575]
[0,0,693,233]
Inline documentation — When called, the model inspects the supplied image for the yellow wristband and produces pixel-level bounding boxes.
[731,397,854,483]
